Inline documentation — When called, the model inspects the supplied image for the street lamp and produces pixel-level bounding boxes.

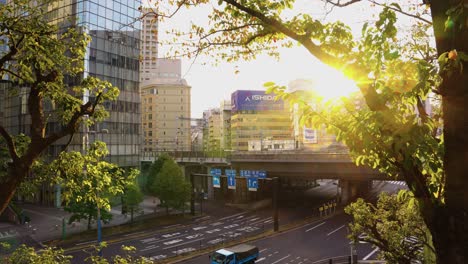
[83,127,108,256]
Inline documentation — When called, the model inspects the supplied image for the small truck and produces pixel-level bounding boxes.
[210,244,259,264]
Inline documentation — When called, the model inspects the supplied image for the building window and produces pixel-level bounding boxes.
[148,123,152,128]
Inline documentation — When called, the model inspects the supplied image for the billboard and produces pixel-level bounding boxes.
[303,127,318,143]
[231,90,285,112]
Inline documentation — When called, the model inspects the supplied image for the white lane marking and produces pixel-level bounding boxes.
[162,232,181,238]
[249,217,260,222]
[172,247,196,254]
[193,226,207,231]
[211,222,223,226]
[259,248,268,253]
[164,224,182,229]
[163,238,204,250]
[250,217,271,226]
[256,257,266,262]
[327,225,345,236]
[363,247,379,260]
[163,239,183,245]
[124,231,146,236]
[208,238,223,244]
[264,219,273,224]
[141,237,158,243]
[224,224,239,229]
[271,254,291,264]
[206,228,221,234]
[140,245,159,252]
[196,216,211,221]
[76,240,95,246]
[149,255,166,260]
[186,233,203,239]
[306,222,326,232]
[220,212,247,221]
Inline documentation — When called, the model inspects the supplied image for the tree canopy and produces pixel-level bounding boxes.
[149,157,191,214]
[152,0,468,262]
[122,182,144,223]
[346,192,434,264]
[0,0,120,213]
[49,141,137,229]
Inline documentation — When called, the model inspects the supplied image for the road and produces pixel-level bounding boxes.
[67,180,406,263]
[182,180,408,264]
[66,180,339,263]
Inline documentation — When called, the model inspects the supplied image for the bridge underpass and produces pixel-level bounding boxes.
[141,151,395,205]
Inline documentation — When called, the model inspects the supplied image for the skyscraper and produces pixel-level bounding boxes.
[45,0,143,167]
[140,7,158,82]
[1,1,142,206]
[139,8,191,153]
[141,59,191,152]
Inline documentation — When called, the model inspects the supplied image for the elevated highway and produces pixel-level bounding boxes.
[141,150,387,181]
[141,150,393,204]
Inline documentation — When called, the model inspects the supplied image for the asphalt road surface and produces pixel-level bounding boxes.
[66,180,406,263]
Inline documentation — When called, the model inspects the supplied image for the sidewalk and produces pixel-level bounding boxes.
[5,195,161,244]
[2,196,243,248]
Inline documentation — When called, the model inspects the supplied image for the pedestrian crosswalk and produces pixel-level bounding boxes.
[373,180,407,187]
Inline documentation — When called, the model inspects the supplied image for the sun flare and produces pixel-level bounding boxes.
[289,65,359,102]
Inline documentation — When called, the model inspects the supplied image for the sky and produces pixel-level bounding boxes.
[147,0,429,118]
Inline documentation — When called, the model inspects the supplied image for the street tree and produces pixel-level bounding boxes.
[49,142,137,229]
[152,0,467,262]
[345,192,434,264]
[0,0,120,214]
[64,198,113,231]
[122,182,144,223]
[150,158,191,215]
[1,244,151,264]
[145,153,171,192]
[1,245,72,264]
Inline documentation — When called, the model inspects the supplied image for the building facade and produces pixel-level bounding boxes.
[230,90,293,151]
[220,100,232,151]
[1,0,142,206]
[202,108,221,154]
[288,79,345,152]
[140,7,158,82]
[141,59,191,152]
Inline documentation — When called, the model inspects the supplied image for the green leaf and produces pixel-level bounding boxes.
[389,3,402,11]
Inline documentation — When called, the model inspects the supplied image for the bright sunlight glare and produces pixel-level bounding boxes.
[310,65,359,101]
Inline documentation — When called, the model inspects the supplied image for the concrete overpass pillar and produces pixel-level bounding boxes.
[206,166,213,199]
[339,179,372,204]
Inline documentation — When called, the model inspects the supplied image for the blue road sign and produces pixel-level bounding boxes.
[210,168,222,176]
[247,177,258,191]
[243,170,252,177]
[226,169,236,176]
[227,175,236,189]
[258,170,267,178]
[213,175,221,188]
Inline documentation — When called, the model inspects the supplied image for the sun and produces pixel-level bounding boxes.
[315,67,359,101]
[289,64,359,102]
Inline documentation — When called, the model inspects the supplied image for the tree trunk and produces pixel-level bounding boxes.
[87,214,92,230]
[130,208,134,223]
[429,1,468,263]
[0,163,30,214]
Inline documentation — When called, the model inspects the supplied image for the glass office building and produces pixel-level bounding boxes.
[45,0,142,167]
[1,0,142,205]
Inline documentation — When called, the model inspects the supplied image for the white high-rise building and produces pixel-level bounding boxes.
[140,7,159,82]
[140,11,191,152]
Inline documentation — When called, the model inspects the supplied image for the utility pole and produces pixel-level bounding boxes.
[190,173,195,216]
[272,177,279,232]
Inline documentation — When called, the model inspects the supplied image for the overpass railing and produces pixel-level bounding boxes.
[141,147,351,163]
